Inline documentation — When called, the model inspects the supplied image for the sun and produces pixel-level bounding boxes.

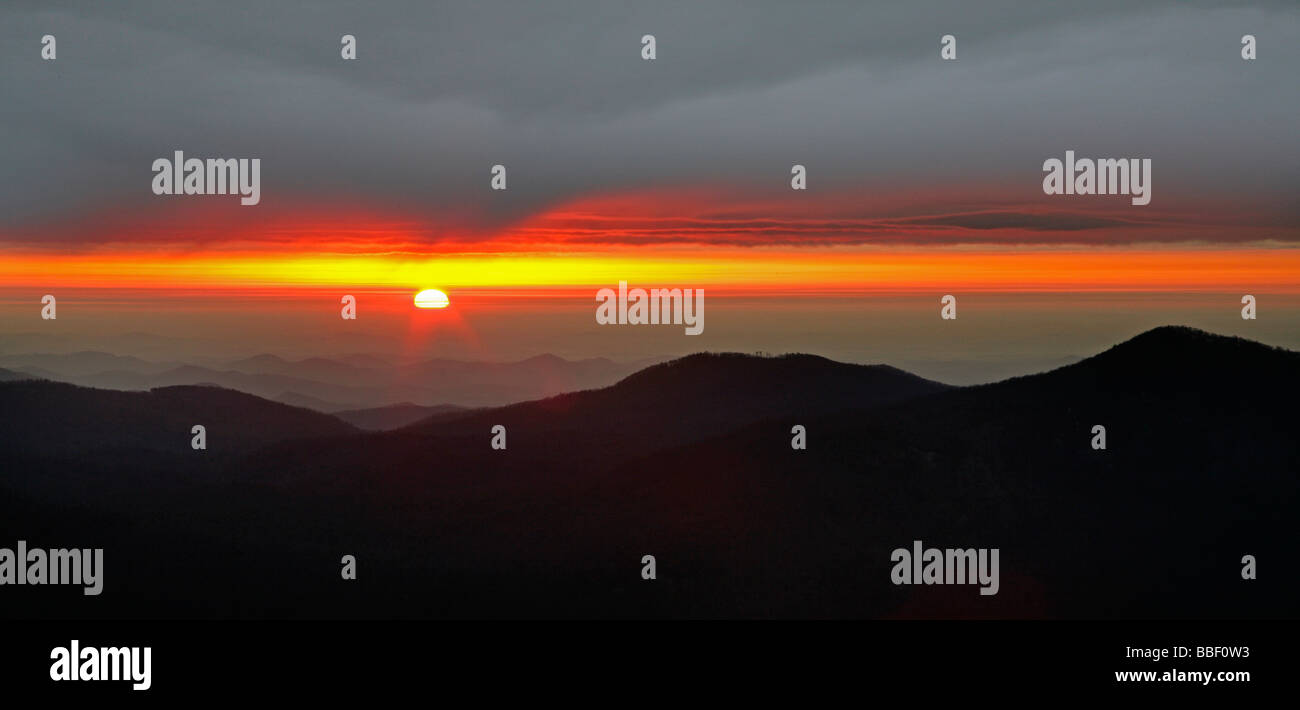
[414,288,450,309]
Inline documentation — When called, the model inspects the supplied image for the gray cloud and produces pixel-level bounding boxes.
[1,0,1296,240]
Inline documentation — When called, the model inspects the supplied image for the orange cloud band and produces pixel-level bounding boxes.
[4,245,1298,293]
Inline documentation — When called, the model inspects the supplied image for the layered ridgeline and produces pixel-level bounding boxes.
[0,351,644,410]
[0,367,27,381]
[332,403,470,431]
[0,327,1294,620]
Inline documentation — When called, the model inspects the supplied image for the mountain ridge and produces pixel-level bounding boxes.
[1,326,1296,619]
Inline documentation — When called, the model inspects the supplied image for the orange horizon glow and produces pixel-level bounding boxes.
[2,245,1298,294]
[3,186,1296,296]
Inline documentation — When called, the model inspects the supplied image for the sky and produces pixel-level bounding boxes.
[1,1,1297,381]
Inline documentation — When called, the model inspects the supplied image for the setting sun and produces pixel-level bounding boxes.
[414,288,451,309]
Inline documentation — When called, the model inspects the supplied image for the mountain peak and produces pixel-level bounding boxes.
[1103,325,1293,359]
[515,353,568,366]
[1043,325,1300,392]
[613,351,906,389]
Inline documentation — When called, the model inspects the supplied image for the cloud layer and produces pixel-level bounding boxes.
[2,0,1296,247]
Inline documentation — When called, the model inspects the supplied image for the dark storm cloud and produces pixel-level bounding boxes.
[1,0,1296,242]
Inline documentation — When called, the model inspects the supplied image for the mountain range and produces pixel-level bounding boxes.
[0,326,1294,619]
[0,351,646,410]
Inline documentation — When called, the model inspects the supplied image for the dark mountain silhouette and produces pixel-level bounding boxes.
[333,402,470,430]
[393,352,950,456]
[31,364,388,411]
[0,367,31,381]
[0,381,356,457]
[0,327,1295,620]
